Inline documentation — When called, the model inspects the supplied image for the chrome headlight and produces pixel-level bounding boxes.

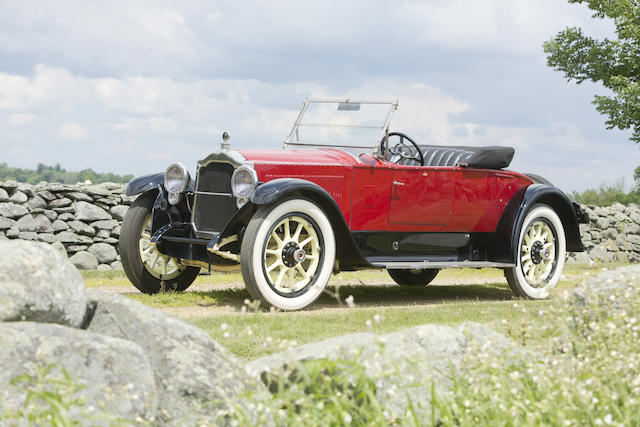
[231,166,257,200]
[164,163,189,195]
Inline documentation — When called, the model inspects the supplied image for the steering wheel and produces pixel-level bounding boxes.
[380,132,424,166]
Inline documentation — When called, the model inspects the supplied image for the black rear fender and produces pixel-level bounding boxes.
[496,184,584,261]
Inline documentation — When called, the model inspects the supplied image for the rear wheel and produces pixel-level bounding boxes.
[241,198,336,310]
[119,192,199,294]
[388,269,439,286]
[504,204,566,299]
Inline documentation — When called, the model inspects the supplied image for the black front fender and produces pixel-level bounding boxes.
[125,173,164,196]
[125,172,194,196]
[246,178,366,268]
[250,178,335,205]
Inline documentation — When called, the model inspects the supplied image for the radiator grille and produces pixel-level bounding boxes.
[192,162,238,234]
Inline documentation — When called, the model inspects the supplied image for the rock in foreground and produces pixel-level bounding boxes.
[0,322,157,424]
[86,289,270,425]
[246,321,519,418]
[0,240,87,327]
[572,265,640,307]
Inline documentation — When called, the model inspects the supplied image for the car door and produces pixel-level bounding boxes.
[388,166,455,229]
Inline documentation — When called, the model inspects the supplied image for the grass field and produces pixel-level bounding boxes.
[9,263,636,426]
[81,263,620,360]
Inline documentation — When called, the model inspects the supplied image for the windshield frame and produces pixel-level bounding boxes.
[283,98,398,155]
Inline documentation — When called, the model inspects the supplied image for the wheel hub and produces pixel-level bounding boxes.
[530,241,549,264]
[282,241,305,267]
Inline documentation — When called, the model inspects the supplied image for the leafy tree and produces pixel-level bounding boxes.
[543,0,640,142]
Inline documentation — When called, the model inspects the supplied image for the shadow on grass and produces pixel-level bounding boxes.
[128,281,515,311]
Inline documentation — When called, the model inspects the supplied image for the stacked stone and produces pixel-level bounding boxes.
[0,180,134,271]
[1,179,639,269]
[569,203,640,264]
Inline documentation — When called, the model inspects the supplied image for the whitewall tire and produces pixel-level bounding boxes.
[120,192,199,294]
[504,204,566,299]
[241,198,336,310]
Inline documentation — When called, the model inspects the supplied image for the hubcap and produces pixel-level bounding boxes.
[520,219,557,287]
[139,214,185,280]
[263,214,321,295]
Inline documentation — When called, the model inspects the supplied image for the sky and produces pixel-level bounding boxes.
[0,0,638,192]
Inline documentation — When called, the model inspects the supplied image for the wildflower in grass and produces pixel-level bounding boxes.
[345,295,355,308]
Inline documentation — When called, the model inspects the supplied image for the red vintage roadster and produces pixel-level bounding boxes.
[119,99,588,310]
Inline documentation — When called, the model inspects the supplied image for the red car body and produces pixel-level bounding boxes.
[243,148,532,233]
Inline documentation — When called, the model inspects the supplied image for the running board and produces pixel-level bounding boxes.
[370,261,515,269]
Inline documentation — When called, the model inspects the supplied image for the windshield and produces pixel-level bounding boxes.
[284,99,397,153]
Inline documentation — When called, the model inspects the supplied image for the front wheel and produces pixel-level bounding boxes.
[388,269,439,286]
[241,198,336,310]
[119,192,200,294]
[504,204,566,299]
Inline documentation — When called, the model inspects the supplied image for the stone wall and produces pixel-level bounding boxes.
[0,180,638,269]
[0,181,133,270]
[572,203,640,264]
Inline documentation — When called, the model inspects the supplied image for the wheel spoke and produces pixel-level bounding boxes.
[271,231,283,246]
[295,263,309,278]
[288,269,296,288]
[527,262,536,281]
[299,236,314,248]
[150,251,160,269]
[292,223,303,242]
[266,259,283,273]
[141,232,151,240]
[275,267,288,287]
[265,248,279,256]
[283,219,291,240]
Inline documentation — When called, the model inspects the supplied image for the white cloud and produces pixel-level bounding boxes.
[7,113,35,126]
[58,122,89,140]
[0,63,636,192]
[0,1,636,191]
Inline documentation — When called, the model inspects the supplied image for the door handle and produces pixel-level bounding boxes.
[393,181,405,186]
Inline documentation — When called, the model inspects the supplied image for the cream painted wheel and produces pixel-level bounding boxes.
[139,214,185,280]
[120,192,199,294]
[520,219,556,283]
[263,214,322,294]
[505,204,566,299]
[241,198,336,310]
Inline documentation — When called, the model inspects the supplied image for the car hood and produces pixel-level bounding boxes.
[239,148,360,167]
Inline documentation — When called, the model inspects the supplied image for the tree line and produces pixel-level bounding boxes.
[0,163,133,185]
[569,165,640,206]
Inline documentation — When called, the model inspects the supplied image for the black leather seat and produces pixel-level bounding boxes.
[418,145,514,169]
[421,147,473,167]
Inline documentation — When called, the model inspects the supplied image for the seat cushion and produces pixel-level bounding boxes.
[418,145,514,169]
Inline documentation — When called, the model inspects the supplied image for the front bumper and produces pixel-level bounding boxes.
[150,222,213,263]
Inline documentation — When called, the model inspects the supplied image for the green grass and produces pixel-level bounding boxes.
[187,299,552,360]
[82,264,626,360]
